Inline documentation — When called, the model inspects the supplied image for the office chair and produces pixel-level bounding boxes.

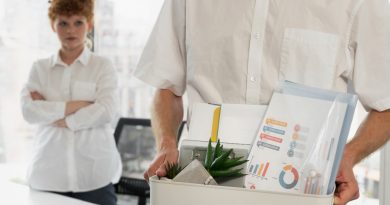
[113,118,186,205]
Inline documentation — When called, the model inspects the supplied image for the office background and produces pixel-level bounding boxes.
[0,0,388,204]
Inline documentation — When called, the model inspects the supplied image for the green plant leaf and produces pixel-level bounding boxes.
[210,148,232,170]
[204,139,213,169]
[218,159,248,170]
[213,139,221,160]
[216,144,224,157]
[165,162,183,179]
[201,139,247,180]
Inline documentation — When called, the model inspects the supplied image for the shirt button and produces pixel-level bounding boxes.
[250,76,256,82]
[254,33,261,39]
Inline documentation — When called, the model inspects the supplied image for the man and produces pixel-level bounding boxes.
[134,0,390,204]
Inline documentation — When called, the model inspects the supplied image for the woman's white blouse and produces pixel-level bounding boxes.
[20,48,122,192]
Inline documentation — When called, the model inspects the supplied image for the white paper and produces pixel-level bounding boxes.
[218,104,267,144]
[188,103,266,144]
[245,93,347,195]
[188,103,219,141]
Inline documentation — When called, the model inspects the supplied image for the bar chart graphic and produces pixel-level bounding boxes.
[249,162,270,177]
[304,171,322,194]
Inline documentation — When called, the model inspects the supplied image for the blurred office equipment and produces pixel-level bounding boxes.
[114,118,185,205]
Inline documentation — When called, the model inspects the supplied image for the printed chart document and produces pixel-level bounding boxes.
[245,92,348,195]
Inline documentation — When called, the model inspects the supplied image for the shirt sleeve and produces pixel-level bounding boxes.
[20,62,66,125]
[133,0,187,96]
[349,0,390,111]
[65,59,119,131]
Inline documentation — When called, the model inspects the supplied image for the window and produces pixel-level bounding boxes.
[381,143,390,205]
[0,0,59,167]
[348,103,380,205]
[0,0,162,173]
[94,0,164,118]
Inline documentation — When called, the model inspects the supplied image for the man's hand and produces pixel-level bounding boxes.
[144,139,178,181]
[144,89,183,181]
[30,91,45,101]
[334,157,359,205]
[334,109,390,204]
[53,119,68,128]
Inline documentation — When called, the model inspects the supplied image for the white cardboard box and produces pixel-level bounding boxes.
[151,139,334,205]
[149,176,333,205]
[149,99,348,205]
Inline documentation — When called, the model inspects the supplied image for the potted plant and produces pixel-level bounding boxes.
[164,139,248,185]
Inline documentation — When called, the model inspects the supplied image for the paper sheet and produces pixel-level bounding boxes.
[188,103,220,141]
[188,103,266,144]
[218,104,267,144]
[245,93,347,195]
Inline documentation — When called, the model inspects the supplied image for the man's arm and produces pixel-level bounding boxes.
[334,109,390,205]
[144,89,184,181]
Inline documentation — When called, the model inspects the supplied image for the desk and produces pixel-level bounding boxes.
[0,164,95,204]
[0,180,94,205]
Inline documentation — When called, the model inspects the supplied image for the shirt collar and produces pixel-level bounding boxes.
[77,47,91,66]
[51,48,91,68]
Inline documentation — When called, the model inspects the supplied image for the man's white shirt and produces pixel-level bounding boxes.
[135,0,390,112]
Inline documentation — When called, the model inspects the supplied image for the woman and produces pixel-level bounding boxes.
[20,0,121,204]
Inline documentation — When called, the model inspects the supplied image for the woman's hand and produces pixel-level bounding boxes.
[53,119,68,128]
[30,91,45,101]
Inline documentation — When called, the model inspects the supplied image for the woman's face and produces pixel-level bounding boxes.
[52,14,92,52]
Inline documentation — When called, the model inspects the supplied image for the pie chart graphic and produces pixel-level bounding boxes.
[279,165,299,189]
